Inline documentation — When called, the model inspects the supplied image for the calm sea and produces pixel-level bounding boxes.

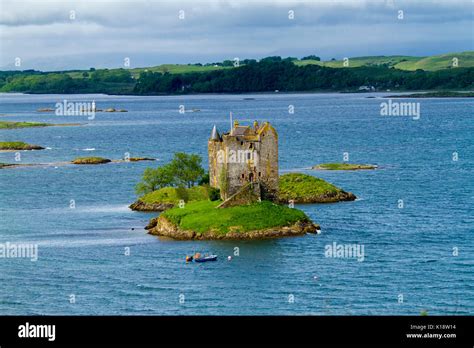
[0,92,472,315]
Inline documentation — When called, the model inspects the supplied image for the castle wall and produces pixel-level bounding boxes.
[208,140,224,189]
[256,127,278,200]
[208,123,279,202]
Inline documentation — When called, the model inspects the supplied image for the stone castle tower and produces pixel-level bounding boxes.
[208,120,278,202]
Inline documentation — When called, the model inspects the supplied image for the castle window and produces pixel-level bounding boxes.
[241,174,245,179]
[258,172,261,177]
[241,141,243,145]
[249,143,253,149]
[247,152,251,160]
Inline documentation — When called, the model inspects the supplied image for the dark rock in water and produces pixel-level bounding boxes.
[129,200,174,212]
[127,157,156,162]
[145,217,159,230]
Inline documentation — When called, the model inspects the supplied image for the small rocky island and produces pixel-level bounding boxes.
[0,141,44,151]
[0,120,82,129]
[147,200,318,240]
[71,156,155,165]
[133,121,358,240]
[313,162,377,170]
[72,157,111,164]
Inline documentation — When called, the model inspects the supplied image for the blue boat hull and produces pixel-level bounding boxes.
[194,256,217,262]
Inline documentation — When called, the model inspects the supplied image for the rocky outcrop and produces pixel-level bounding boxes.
[312,163,377,170]
[277,190,356,204]
[0,142,45,151]
[148,215,320,240]
[127,157,155,162]
[71,157,111,164]
[129,200,174,212]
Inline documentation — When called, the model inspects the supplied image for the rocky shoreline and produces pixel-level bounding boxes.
[147,215,320,240]
[277,190,356,204]
[129,200,174,212]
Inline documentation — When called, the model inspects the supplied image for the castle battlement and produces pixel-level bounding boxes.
[208,120,279,201]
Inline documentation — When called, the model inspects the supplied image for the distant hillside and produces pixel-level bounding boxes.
[295,51,474,71]
[394,52,474,71]
[1,51,473,95]
[64,51,474,81]
[65,64,231,80]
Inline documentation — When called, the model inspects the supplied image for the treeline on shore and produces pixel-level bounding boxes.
[1,58,473,95]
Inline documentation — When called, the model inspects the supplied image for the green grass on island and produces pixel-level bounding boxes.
[0,121,83,129]
[161,200,308,234]
[313,163,377,170]
[71,157,111,164]
[278,173,356,203]
[0,121,51,129]
[139,186,210,205]
[138,173,356,207]
[131,185,218,211]
[0,141,44,150]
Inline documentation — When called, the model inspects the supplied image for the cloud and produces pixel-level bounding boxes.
[0,0,472,70]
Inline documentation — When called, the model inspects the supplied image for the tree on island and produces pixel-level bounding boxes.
[169,152,205,188]
[135,152,205,195]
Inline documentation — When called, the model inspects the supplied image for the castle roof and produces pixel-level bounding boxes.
[211,120,277,142]
[210,125,221,141]
[232,126,251,136]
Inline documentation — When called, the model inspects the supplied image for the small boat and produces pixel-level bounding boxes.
[194,254,218,263]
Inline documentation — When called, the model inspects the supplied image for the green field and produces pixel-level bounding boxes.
[295,51,474,71]
[66,64,231,80]
[395,52,474,71]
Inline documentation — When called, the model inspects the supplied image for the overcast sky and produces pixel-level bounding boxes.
[0,0,472,71]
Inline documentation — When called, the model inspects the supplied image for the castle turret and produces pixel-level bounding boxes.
[210,125,221,141]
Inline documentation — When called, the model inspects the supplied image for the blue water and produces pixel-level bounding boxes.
[0,92,472,315]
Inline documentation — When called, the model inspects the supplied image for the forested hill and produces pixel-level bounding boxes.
[133,61,473,94]
[1,54,473,95]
